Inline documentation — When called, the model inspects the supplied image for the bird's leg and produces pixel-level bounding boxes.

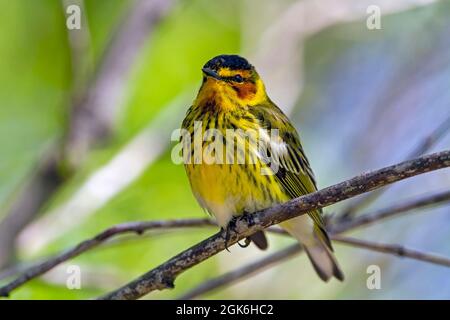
[223,216,238,252]
[242,210,256,227]
[236,210,254,248]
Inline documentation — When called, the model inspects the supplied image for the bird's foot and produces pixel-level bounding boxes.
[223,216,238,252]
[223,213,257,251]
[236,211,255,248]
[242,210,256,227]
[238,237,251,248]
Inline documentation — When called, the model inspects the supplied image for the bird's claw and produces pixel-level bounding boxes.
[223,216,238,252]
[238,237,252,248]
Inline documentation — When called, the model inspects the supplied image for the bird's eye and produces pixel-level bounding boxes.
[232,74,244,83]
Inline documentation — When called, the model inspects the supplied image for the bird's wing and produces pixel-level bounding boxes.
[248,102,330,244]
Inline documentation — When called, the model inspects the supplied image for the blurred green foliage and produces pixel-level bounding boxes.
[0,0,69,207]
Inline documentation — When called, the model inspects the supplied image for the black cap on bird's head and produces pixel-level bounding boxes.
[203,54,253,72]
[201,55,256,82]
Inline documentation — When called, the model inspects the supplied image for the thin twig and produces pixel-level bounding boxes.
[332,235,450,267]
[0,262,37,282]
[331,189,450,234]
[0,219,213,297]
[96,150,450,300]
[340,114,450,219]
[178,244,302,300]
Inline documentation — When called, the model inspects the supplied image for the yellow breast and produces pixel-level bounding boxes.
[185,158,287,228]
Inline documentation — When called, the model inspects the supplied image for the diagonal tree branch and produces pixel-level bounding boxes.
[96,150,450,300]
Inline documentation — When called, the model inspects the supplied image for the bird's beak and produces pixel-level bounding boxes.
[202,67,221,80]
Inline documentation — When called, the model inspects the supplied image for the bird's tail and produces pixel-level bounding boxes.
[281,215,344,282]
[303,238,344,282]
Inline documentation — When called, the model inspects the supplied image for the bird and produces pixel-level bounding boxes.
[180,54,344,282]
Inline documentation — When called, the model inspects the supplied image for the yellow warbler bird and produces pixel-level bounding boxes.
[181,54,344,281]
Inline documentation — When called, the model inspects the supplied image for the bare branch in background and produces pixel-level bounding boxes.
[0,219,212,296]
[179,233,450,300]
[339,114,450,219]
[0,0,171,269]
[332,235,450,267]
[65,0,171,165]
[178,244,303,300]
[331,189,450,233]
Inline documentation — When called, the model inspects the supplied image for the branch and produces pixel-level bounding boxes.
[340,114,450,218]
[0,219,212,296]
[331,189,450,234]
[332,235,450,267]
[97,150,450,300]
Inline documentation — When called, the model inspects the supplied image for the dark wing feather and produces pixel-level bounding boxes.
[249,102,333,250]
